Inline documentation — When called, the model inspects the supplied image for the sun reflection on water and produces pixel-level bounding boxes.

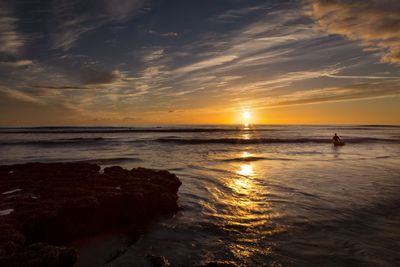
[237,164,254,176]
[241,152,253,158]
[192,146,293,264]
[241,132,251,140]
[214,157,283,262]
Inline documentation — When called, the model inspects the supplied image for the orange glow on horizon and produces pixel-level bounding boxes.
[4,96,398,126]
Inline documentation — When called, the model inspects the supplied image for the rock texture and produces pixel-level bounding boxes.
[0,162,181,267]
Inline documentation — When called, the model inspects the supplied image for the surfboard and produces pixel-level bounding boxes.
[333,141,345,146]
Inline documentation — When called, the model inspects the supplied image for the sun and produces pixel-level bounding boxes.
[243,111,251,120]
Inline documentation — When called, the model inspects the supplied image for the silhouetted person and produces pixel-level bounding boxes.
[332,133,341,143]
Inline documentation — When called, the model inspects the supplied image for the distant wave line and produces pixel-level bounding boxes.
[0,125,399,134]
[1,136,399,147]
[0,137,110,146]
[0,128,278,134]
[155,137,400,144]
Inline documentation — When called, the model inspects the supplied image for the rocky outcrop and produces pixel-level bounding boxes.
[192,262,240,267]
[0,162,181,267]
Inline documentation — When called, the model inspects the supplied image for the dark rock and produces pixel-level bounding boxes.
[0,224,25,256]
[192,262,240,267]
[147,254,171,267]
[0,243,77,267]
[0,162,181,267]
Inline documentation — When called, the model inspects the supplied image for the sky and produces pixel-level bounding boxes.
[0,0,399,125]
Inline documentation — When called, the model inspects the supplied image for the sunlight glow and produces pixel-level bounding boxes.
[243,111,251,120]
[237,164,254,176]
[234,178,251,190]
[241,152,253,158]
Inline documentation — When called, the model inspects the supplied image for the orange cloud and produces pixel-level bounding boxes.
[306,0,400,64]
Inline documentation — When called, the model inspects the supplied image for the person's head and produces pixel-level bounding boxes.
[334,133,337,136]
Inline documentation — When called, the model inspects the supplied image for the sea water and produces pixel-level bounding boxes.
[1,125,399,266]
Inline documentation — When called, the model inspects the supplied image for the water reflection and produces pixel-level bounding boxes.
[237,164,254,176]
[231,153,256,194]
[222,160,276,260]
[241,152,253,158]
[203,153,282,263]
[332,145,342,159]
[232,167,254,196]
[241,132,251,140]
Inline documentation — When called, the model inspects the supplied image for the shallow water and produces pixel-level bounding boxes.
[1,125,400,266]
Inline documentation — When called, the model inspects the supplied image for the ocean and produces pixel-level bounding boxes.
[1,125,400,266]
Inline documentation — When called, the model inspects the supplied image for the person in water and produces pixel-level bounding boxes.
[332,133,341,143]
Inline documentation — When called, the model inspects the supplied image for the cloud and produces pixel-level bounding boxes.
[167,7,317,79]
[51,0,150,51]
[0,60,34,68]
[0,86,44,104]
[0,4,25,55]
[80,69,124,85]
[306,0,400,64]
[175,55,238,74]
[32,85,89,90]
[142,49,165,63]
[148,30,178,37]
[249,79,400,109]
[104,0,148,20]
[217,67,346,98]
[52,23,96,51]
[211,3,272,24]
[260,68,342,88]
[29,69,128,94]
[161,32,178,37]
[124,6,352,106]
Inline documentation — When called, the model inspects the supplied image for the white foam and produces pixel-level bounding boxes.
[0,209,14,216]
[2,189,22,195]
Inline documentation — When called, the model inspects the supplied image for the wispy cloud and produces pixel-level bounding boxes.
[148,30,178,37]
[32,85,89,90]
[51,0,150,51]
[210,3,273,24]
[0,86,44,104]
[0,60,34,68]
[267,80,400,107]
[223,67,344,95]
[175,55,238,74]
[0,4,25,55]
[165,7,318,80]
[231,78,400,110]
